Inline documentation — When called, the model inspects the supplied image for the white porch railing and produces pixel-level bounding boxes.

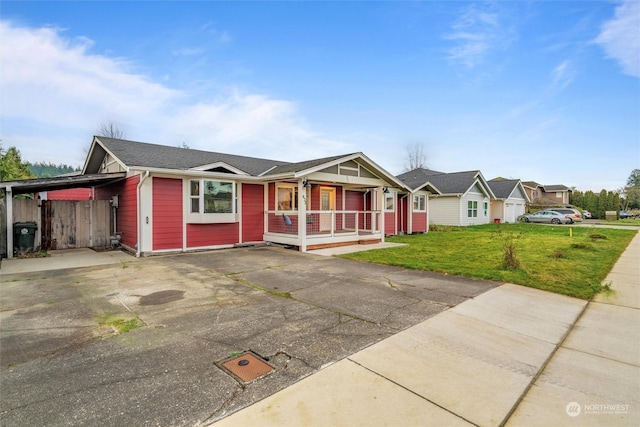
[265,210,382,237]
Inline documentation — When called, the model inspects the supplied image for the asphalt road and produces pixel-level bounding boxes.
[0,246,497,426]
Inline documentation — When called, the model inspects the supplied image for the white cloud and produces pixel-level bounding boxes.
[595,0,640,78]
[551,59,575,90]
[0,21,350,166]
[444,3,502,68]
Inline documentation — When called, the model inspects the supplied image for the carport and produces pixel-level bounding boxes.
[1,173,125,258]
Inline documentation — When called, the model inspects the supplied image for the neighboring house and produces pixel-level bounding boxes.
[42,187,93,200]
[38,172,94,200]
[398,169,495,226]
[540,184,572,205]
[78,136,410,255]
[487,178,530,223]
[392,178,441,235]
[522,181,542,202]
[522,181,572,205]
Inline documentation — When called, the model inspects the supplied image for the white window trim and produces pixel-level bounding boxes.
[413,194,427,212]
[186,178,237,223]
[275,183,299,213]
[385,192,395,212]
[483,201,488,217]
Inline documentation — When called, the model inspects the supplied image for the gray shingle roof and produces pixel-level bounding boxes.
[262,154,359,176]
[543,184,571,192]
[488,179,520,199]
[96,136,289,176]
[397,168,481,194]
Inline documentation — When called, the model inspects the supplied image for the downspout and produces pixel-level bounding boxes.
[136,171,150,257]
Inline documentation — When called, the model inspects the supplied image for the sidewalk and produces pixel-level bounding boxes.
[212,232,639,427]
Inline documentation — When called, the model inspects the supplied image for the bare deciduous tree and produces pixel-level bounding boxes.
[404,142,428,172]
[97,122,125,139]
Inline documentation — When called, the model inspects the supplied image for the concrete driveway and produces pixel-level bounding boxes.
[0,246,497,426]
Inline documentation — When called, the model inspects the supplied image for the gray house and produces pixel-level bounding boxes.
[398,169,495,226]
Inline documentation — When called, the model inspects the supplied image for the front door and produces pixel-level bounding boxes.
[320,188,336,232]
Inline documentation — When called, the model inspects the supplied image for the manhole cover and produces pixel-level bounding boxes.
[219,352,275,383]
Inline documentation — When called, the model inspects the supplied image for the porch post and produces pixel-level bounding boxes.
[6,187,13,259]
[298,179,307,252]
[378,186,385,243]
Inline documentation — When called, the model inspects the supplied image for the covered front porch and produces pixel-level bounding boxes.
[258,152,407,252]
[264,209,383,250]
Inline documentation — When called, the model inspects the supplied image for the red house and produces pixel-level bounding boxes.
[74,136,438,255]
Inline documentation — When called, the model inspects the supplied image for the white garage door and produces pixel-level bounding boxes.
[505,203,517,223]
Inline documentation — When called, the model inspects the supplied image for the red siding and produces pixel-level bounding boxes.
[117,176,139,249]
[46,188,92,200]
[187,223,239,247]
[384,212,396,235]
[242,183,264,243]
[345,190,364,211]
[94,185,118,201]
[152,177,183,250]
[412,212,427,233]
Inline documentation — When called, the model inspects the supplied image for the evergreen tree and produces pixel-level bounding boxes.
[0,146,36,181]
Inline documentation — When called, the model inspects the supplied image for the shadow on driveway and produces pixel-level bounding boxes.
[0,246,498,426]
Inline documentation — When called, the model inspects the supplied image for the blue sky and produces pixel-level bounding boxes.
[1,1,638,191]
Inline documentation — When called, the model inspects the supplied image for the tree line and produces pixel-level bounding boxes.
[1,146,80,181]
[569,189,620,219]
[569,169,640,219]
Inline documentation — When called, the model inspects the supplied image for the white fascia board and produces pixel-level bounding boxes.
[292,152,411,191]
[127,166,264,182]
[517,181,531,202]
[92,136,130,174]
[189,162,249,175]
[412,181,442,195]
[463,176,495,199]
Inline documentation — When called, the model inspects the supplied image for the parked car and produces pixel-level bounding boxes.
[619,211,638,219]
[517,210,572,224]
[549,208,583,223]
[582,210,592,219]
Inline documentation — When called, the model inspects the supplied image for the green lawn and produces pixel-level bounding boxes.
[340,223,637,299]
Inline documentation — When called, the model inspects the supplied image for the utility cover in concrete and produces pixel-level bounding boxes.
[220,352,275,383]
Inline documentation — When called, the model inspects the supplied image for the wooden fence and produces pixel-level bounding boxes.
[1,199,112,255]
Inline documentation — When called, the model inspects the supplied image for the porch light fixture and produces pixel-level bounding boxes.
[383,187,390,193]
[303,178,312,188]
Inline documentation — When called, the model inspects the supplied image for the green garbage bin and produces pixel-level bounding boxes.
[14,221,37,252]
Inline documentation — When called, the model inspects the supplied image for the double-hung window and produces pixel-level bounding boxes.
[188,179,235,223]
[413,194,426,211]
[483,201,488,217]
[467,200,478,218]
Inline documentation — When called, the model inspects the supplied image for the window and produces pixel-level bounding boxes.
[276,184,298,212]
[385,193,395,211]
[190,179,234,214]
[413,194,426,211]
[483,201,488,217]
[556,191,562,198]
[467,200,478,217]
